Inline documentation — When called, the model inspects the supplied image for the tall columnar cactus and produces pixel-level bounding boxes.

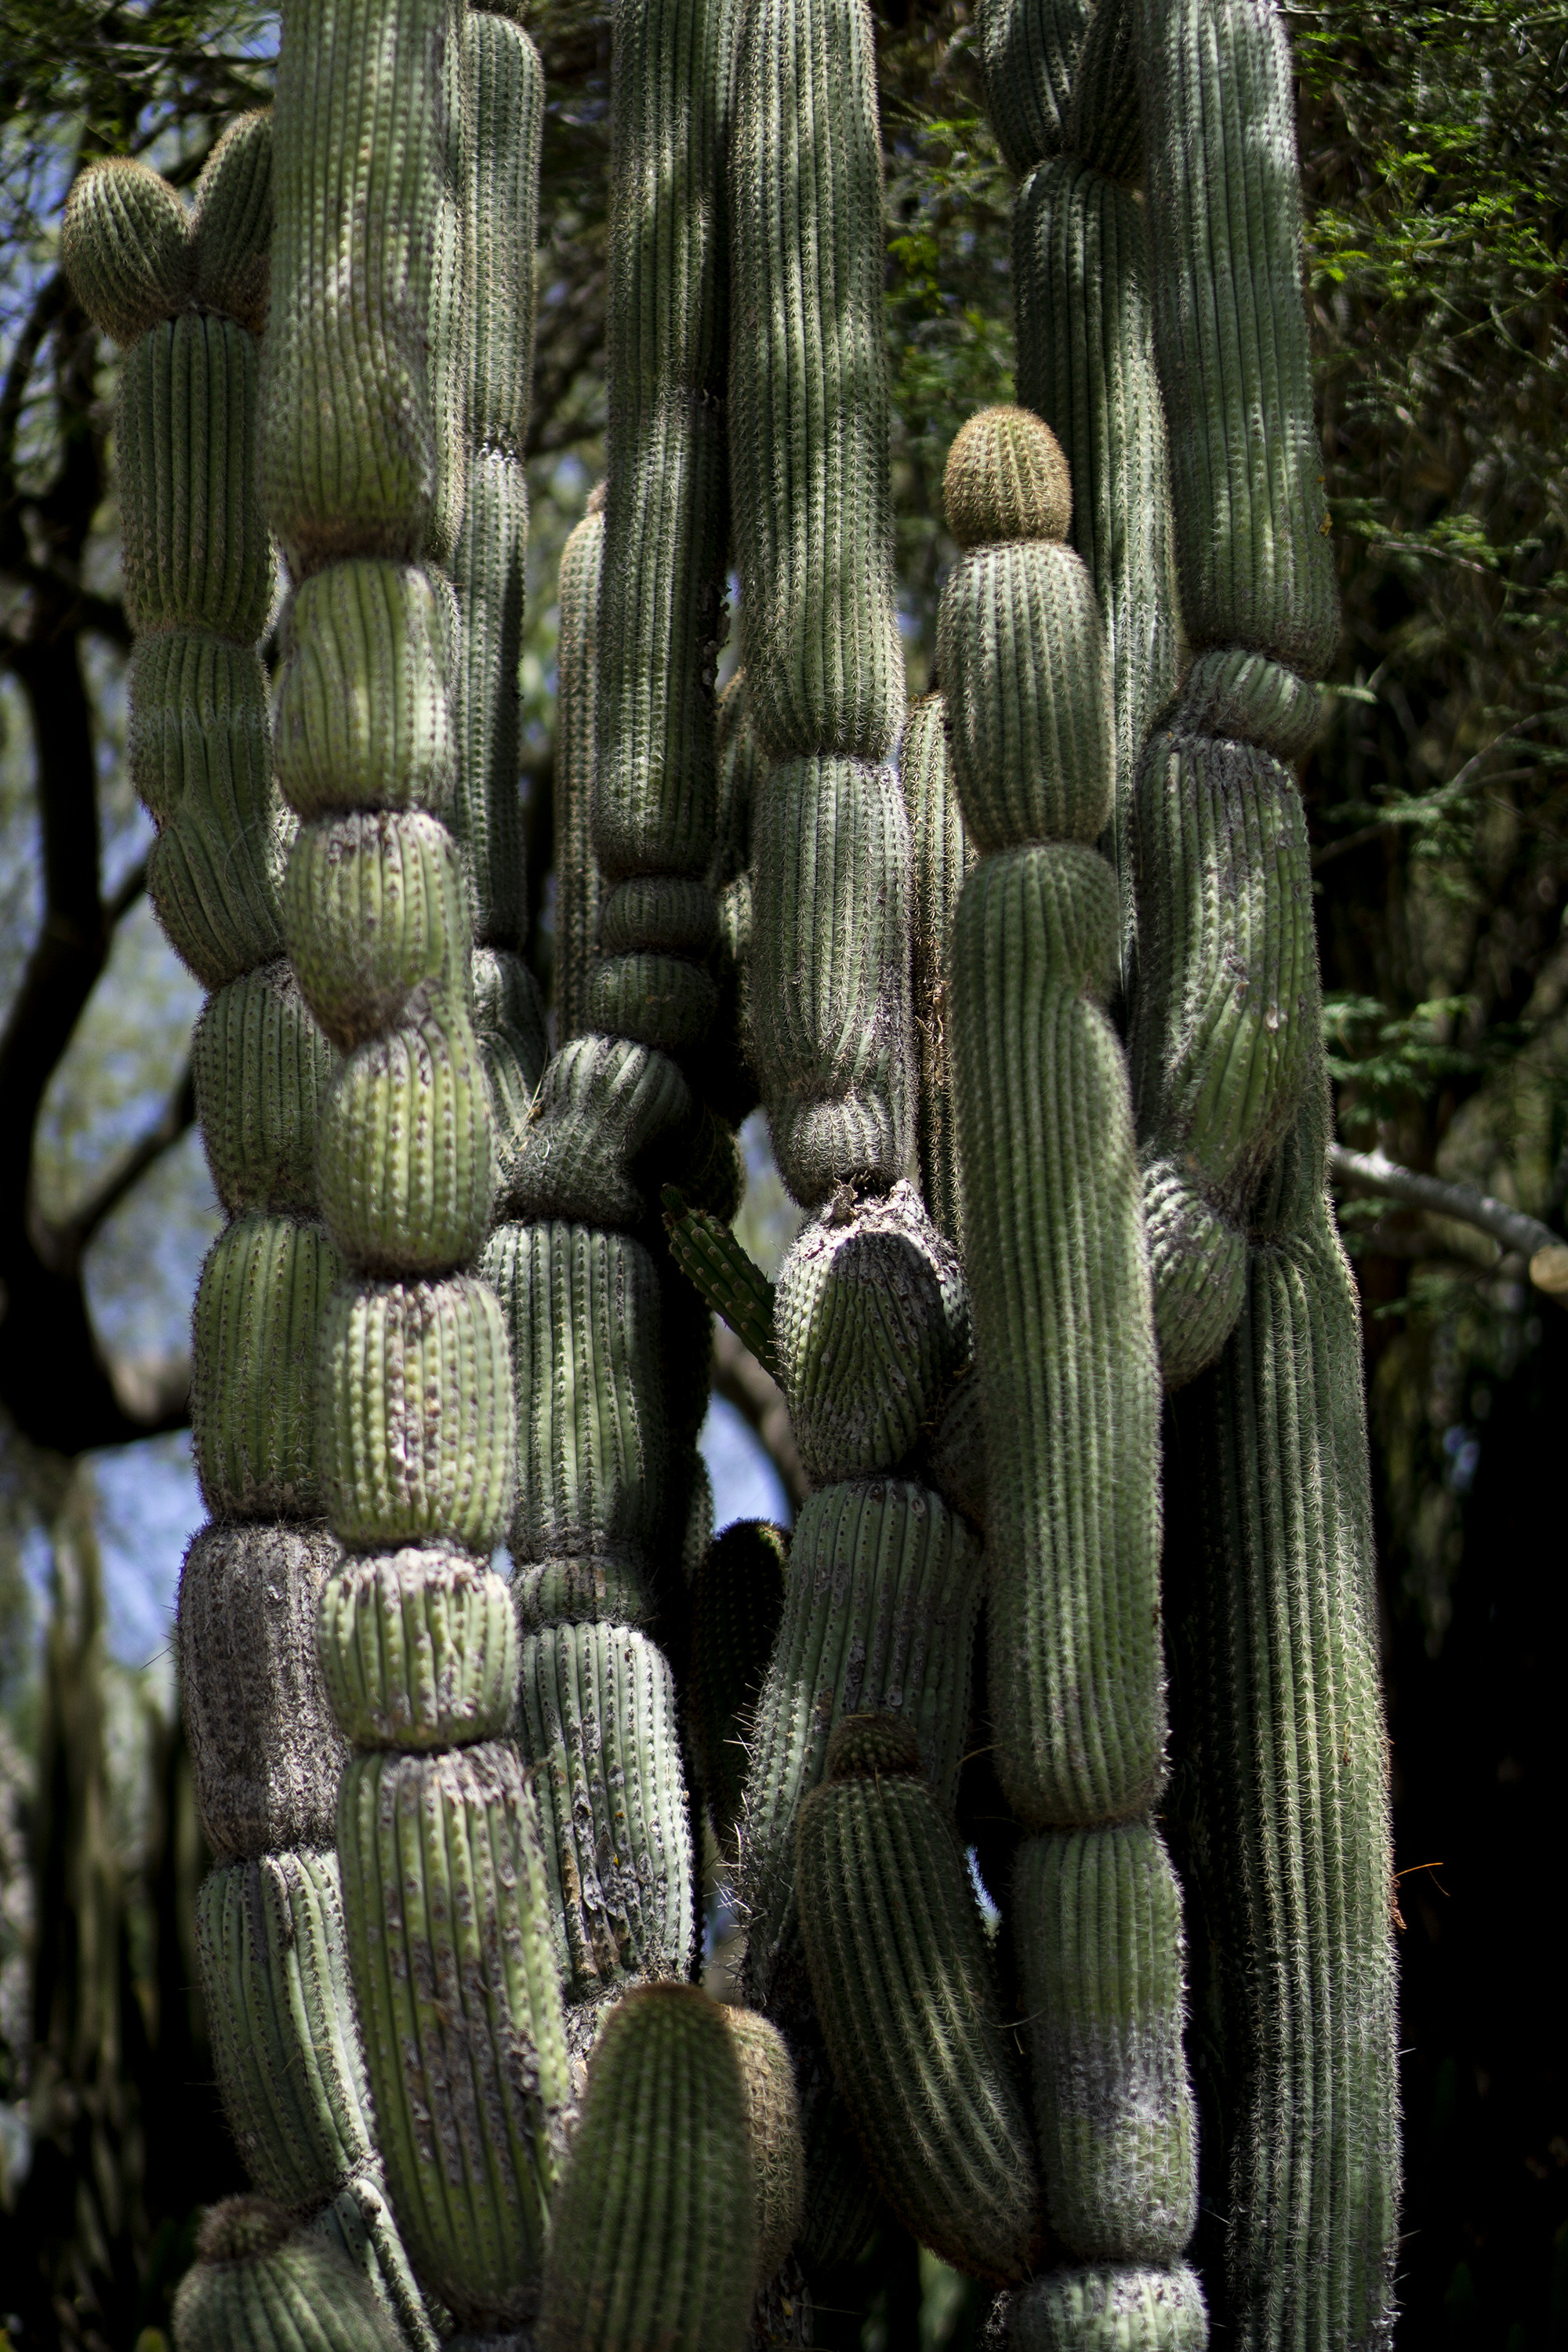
[261,0,573,2332]
[981,0,1178,965]
[943,403,1203,2333]
[552,484,605,1045]
[62,125,437,2348]
[1127,5,1399,2339]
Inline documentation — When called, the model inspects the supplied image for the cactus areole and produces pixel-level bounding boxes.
[63,0,1398,2342]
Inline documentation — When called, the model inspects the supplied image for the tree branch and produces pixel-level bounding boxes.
[42,1063,196,1271]
[1329,1142,1568,1298]
[711,1323,808,1511]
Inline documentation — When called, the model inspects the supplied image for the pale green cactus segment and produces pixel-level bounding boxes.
[730,0,904,764]
[131,634,289,986]
[449,7,542,940]
[508,1034,693,1225]
[192,110,274,334]
[1132,0,1338,676]
[1168,1217,1397,2347]
[1013,160,1179,858]
[901,694,975,1249]
[118,313,277,641]
[61,156,193,346]
[1014,1824,1198,2263]
[198,1850,376,2215]
[978,0,1091,173]
[482,1220,667,1599]
[274,561,456,822]
[318,1551,517,1749]
[1169,645,1325,766]
[318,1273,517,1554]
[602,874,720,956]
[514,1556,654,1634]
[539,1984,758,2352]
[661,1189,778,1374]
[1009,2266,1210,2351]
[473,946,550,1201]
[172,2197,405,2352]
[747,753,915,1206]
[938,539,1114,854]
[942,404,1073,553]
[191,1215,342,1523]
[262,0,449,571]
[689,1518,789,1853]
[712,669,760,891]
[194,960,334,1218]
[795,1720,1044,2284]
[718,2005,806,2286]
[285,811,470,1048]
[318,990,497,1276]
[773,1180,971,1486]
[311,2166,445,2352]
[337,1743,572,2328]
[517,1621,695,2000]
[951,845,1164,1827]
[739,1476,983,2010]
[590,949,720,1050]
[1129,733,1316,1221]
[1140,1159,1247,1391]
[178,1522,347,1864]
[553,500,604,1046]
[1065,0,1141,183]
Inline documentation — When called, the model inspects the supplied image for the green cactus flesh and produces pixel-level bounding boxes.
[1014,1824,1197,2263]
[746,752,914,1204]
[1132,0,1338,676]
[771,1180,970,1486]
[194,961,334,1218]
[689,1518,789,1853]
[795,1719,1043,2283]
[952,845,1163,1826]
[978,0,1091,175]
[1008,2265,1210,2351]
[273,560,456,822]
[61,155,194,344]
[191,109,274,333]
[318,1274,517,1555]
[1167,1218,1398,2346]
[1064,0,1141,183]
[172,2198,405,2352]
[729,0,903,764]
[552,500,605,1047]
[719,2004,808,2286]
[482,1221,667,1610]
[900,693,975,1250]
[197,1850,375,2216]
[191,1213,341,1520]
[739,1476,982,2011]
[538,1983,758,2352]
[284,810,470,1050]
[318,1551,517,1751]
[310,2166,447,2352]
[509,1034,694,1227]
[661,1190,777,1375]
[336,1743,572,2328]
[517,1621,695,2002]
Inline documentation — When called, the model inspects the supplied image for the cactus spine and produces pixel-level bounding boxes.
[1127,2,1399,2337]
[262,0,574,2331]
[944,403,1203,2330]
[63,122,438,2349]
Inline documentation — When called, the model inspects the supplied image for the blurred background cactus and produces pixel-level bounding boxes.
[4,1,1568,2348]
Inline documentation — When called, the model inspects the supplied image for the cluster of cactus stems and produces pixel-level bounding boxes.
[62,0,1397,2343]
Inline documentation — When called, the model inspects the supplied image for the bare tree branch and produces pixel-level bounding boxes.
[39,1063,197,1270]
[1330,1141,1568,1298]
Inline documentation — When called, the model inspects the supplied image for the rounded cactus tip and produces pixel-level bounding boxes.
[943,405,1071,551]
[193,2194,294,2264]
[824,1711,923,1783]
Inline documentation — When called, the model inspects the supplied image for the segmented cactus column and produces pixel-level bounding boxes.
[944,407,1206,2343]
[263,0,572,2332]
[550,485,604,1047]
[980,0,1180,967]
[1131,1,1399,2336]
[487,0,746,2042]
[726,0,995,2276]
[61,128,437,2344]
